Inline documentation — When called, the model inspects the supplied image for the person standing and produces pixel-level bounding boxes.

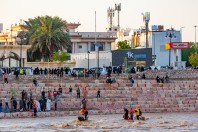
[48,90,51,100]
[123,108,129,120]
[97,89,100,98]
[0,100,2,112]
[76,87,80,98]
[4,73,8,84]
[4,96,9,112]
[13,98,17,112]
[53,89,57,101]
[46,98,51,111]
[58,85,63,97]
[130,107,134,120]
[42,90,45,100]
[23,99,27,111]
[36,100,41,112]
[54,96,60,111]
[33,100,37,117]
[135,108,141,120]
[21,90,25,100]
[69,85,72,97]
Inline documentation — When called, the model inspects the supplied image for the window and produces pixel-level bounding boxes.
[78,45,82,49]
[99,43,104,51]
[91,43,95,51]
[91,43,104,51]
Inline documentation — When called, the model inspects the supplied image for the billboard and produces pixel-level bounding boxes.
[170,42,190,49]
[111,48,152,67]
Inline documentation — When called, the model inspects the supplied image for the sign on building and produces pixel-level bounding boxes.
[170,42,190,49]
[111,48,152,67]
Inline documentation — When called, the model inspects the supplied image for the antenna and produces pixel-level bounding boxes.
[142,12,150,48]
[107,7,115,31]
[115,3,121,31]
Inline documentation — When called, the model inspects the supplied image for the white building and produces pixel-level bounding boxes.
[136,26,187,68]
[69,23,117,68]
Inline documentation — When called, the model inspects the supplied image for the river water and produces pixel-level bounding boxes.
[0,113,198,132]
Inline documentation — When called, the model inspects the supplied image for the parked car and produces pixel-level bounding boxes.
[71,68,88,77]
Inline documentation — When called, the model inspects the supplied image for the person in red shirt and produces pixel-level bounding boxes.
[33,100,37,117]
[53,89,57,100]
[48,90,51,100]
[130,107,134,120]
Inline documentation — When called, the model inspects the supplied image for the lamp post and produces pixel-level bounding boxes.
[95,43,101,79]
[87,51,90,71]
[194,25,197,43]
[165,29,176,67]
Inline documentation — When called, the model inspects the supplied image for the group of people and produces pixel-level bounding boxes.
[0,84,64,117]
[156,74,169,83]
[123,107,142,121]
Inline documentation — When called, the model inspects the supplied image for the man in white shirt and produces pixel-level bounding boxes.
[4,96,9,112]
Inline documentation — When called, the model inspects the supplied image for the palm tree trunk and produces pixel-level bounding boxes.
[49,45,54,62]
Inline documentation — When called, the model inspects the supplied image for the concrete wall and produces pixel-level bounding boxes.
[70,51,112,68]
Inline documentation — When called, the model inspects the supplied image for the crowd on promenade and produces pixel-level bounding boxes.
[1,65,197,118]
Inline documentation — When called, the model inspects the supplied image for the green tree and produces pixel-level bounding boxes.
[182,42,198,66]
[117,40,131,50]
[22,15,71,61]
[53,51,69,63]
[189,52,198,67]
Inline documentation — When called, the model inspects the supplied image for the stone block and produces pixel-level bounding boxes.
[0,113,4,118]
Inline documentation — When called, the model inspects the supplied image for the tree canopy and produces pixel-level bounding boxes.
[22,15,71,62]
[182,42,198,66]
[53,51,69,63]
[117,40,131,50]
[189,52,198,67]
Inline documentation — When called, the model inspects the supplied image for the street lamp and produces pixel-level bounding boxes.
[87,51,90,71]
[17,31,25,68]
[165,29,176,67]
[95,43,102,79]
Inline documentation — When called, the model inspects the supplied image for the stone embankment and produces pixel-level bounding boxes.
[0,71,198,119]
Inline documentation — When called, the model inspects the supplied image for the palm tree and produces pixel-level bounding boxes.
[22,15,71,61]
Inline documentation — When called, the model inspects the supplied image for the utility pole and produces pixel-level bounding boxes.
[142,12,150,48]
[194,25,197,43]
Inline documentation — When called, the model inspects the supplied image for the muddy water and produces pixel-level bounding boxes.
[0,113,198,132]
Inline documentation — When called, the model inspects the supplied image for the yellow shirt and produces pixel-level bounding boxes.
[135,108,140,116]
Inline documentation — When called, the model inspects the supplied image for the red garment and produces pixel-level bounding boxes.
[33,103,36,109]
[48,91,51,96]
[53,90,57,97]
[130,108,134,114]
[4,74,8,78]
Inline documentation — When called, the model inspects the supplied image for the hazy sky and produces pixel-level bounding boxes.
[1,0,198,42]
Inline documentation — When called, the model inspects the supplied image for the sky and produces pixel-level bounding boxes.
[1,0,198,42]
